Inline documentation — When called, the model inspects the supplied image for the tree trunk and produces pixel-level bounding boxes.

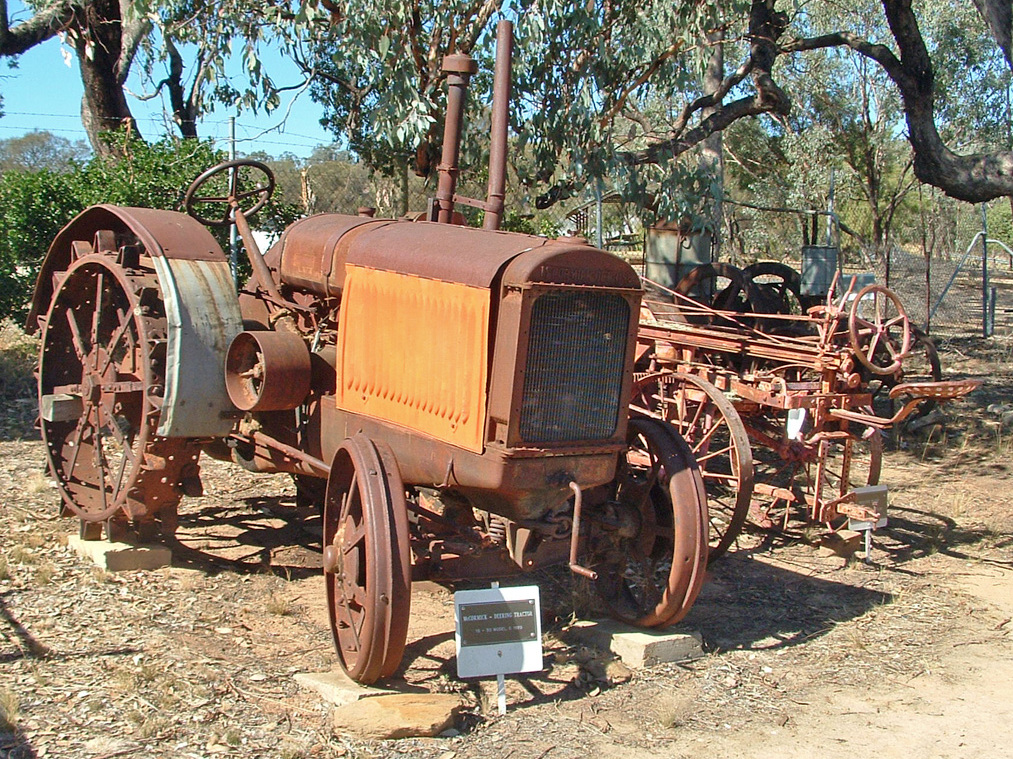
[700,27,724,258]
[73,0,141,154]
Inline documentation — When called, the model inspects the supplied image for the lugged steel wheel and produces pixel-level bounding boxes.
[630,372,753,561]
[38,254,194,539]
[322,435,411,684]
[585,417,708,628]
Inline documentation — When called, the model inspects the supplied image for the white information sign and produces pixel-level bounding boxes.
[454,585,542,679]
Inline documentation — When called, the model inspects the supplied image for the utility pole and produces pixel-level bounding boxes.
[229,116,239,283]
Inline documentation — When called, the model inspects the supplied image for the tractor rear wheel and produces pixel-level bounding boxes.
[585,417,708,627]
[38,254,196,540]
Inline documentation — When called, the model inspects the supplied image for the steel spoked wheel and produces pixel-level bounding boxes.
[38,255,191,538]
[586,417,708,628]
[323,435,411,684]
[848,284,912,375]
[630,372,752,562]
[743,261,803,315]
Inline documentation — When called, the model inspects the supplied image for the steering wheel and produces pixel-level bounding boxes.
[848,284,912,375]
[184,159,276,227]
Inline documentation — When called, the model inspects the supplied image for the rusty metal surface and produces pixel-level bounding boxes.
[583,417,708,627]
[483,20,513,231]
[274,214,389,295]
[37,254,195,537]
[435,52,479,224]
[631,371,753,561]
[27,205,227,333]
[636,265,972,528]
[323,435,411,684]
[225,330,311,412]
[344,220,550,287]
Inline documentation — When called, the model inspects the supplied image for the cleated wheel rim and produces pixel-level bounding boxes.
[631,372,754,562]
[38,254,187,531]
[323,435,411,684]
[587,417,708,628]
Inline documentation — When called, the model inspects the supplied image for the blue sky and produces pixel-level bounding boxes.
[0,8,335,159]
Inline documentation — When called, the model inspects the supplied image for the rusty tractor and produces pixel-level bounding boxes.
[26,23,708,685]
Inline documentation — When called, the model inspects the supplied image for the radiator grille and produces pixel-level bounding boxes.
[519,290,630,443]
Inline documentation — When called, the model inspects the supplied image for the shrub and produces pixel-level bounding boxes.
[0,135,300,322]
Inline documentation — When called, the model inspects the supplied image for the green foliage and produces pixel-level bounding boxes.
[75,133,224,209]
[0,170,82,320]
[986,199,1013,246]
[0,135,299,321]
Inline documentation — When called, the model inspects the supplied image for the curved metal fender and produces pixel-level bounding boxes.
[151,255,242,437]
[29,205,242,438]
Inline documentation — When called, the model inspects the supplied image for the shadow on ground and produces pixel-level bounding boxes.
[684,554,892,652]
[169,494,322,580]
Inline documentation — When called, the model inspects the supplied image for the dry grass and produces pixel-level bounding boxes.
[264,592,294,616]
[25,472,51,496]
[7,544,38,565]
[34,563,56,584]
[0,321,38,438]
[0,687,20,734]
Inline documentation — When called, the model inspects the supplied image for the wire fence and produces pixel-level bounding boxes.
[276,164,1010,340]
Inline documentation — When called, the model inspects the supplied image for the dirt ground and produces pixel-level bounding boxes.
[1,327,1011,759]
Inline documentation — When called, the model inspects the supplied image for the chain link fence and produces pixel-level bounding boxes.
[269,157,1010,339]
[718,197,1008,339]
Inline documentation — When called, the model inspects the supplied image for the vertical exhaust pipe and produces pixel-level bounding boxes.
[483,20,513,231]
[435,53,478,224]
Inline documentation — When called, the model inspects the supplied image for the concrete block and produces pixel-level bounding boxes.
[294,670,396,707]
[68,535,172,571]
[565,620,704,668]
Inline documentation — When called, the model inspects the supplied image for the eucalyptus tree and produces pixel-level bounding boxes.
[298,0,506,183]
[0,1,327,154]
[510,0,1013,219]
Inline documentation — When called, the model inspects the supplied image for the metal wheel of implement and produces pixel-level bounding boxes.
[742,261,803,315]
[749,417,883,529]
[675,263,776,323]
[184,159,276,227]
[38,254,193,539]
[322,435,411,684]
[869,326,942,421]
[630,372,753,561]
[848,284,912,375]
[585,417,708,627]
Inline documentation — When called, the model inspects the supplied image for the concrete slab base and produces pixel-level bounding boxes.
[565,620,704,668]
[67,535,172,572]
[294,670,397,707]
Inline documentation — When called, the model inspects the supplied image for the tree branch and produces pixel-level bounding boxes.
[779,31,904,82]
[0,0,77,56]
[598,40,687,129]
[615,0,790,169]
